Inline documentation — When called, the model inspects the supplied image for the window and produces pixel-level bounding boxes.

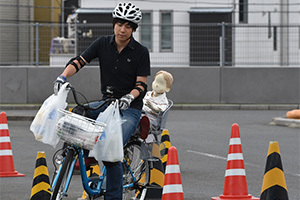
[189,11,232,66]
[140,12,152,51]
[239,0,248,23]
[160,11,173,51]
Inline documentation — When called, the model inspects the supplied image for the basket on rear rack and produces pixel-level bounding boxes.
[56,109,106,150]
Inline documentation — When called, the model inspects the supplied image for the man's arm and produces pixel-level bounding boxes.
[119,76,148,110]
[61,56,87,78]
[130,76,147,99]
[53,56,87,94]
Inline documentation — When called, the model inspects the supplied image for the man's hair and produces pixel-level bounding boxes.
[155,70,174,89]
[112,18,138,31]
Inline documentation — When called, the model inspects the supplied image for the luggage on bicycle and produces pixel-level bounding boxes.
[30,83,69,147]
[56,110,106,150]
[91,100,124,162]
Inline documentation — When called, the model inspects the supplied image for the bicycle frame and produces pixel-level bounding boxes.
[50,85,150,199]
[50,145,138,198]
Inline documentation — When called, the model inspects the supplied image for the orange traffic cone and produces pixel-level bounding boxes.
[162,146,184,200]
[0,112,25,177]
[211,123,258,200]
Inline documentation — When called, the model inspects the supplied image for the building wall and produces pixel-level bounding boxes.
[0,66,299,104]
[34,0,62,64]
[0,0,34,65]
[79,0,299,67]
[233,0,299,66]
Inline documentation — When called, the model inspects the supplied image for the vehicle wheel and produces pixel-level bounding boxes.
[123,141,147,200]
[51,149,75,200]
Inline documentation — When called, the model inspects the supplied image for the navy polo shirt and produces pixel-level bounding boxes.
[81,35,151,110]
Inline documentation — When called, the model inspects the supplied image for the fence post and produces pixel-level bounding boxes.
[35,22,39,67]
[219,22,226,67]
[75,21,78,56]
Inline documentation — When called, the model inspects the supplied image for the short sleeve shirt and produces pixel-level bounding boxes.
[81,35,151,110]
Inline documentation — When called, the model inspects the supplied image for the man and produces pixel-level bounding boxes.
[54,2,150,199]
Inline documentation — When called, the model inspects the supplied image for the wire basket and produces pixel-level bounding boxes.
[56,109,106,150]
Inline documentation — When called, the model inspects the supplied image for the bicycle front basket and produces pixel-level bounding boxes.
[56,109,106,150]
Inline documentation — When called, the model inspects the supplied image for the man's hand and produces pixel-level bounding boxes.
[53,75,67,95]
[119,94,134,110]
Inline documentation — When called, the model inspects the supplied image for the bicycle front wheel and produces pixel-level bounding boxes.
[51,148,75,200]
[123,140,147,199]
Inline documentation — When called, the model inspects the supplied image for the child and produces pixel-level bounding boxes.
[140,70,173,142]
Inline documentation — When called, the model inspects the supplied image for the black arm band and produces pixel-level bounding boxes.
[76,56,86,68]
[70,61,80,72]
[134,81,147,98]
[135,81,147,91]
[65,56,86,73]
[134,86,143,94]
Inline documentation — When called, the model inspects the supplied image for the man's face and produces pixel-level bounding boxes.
[114,22,133,42]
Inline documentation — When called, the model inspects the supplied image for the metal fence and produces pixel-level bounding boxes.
[0,23,299,67]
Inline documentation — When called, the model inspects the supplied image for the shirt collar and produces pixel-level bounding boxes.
[110,35,135,50]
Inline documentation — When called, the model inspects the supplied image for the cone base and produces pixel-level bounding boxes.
[0,171,25,177]
[211,194,259,200]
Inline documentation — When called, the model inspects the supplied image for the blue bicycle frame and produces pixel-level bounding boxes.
[50,145,138,198]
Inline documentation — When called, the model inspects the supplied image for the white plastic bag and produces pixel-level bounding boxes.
[30,83,69,147]
[91,100,124,162]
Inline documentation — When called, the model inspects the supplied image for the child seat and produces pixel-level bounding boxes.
[151,99,173,136]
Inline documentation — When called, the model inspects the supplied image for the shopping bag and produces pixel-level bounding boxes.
[30,83,69,147]
[91,100,124,162]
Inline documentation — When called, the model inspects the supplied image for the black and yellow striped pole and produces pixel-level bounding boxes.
[260,141,288,200]
[30,151,51,200]
[160,129,171,171]
[150,142,165,187]
[136,143,166,199]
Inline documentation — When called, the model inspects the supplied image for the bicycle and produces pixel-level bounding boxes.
[49,84,149,200]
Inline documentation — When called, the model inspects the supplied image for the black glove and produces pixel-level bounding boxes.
[119,94,134,110]
[53,75,67,95]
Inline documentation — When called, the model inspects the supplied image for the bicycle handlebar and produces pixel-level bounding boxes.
[66,83,116,111]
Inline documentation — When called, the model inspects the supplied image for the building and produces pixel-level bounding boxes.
[0,0,298,66]
[75,0,299,67]
[0,0,33,65]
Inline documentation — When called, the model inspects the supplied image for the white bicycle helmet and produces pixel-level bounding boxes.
[112,2,142,24]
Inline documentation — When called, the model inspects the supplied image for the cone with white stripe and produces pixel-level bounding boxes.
[211,123,258,200]
[162,146,184,200]
[0,112,25,177]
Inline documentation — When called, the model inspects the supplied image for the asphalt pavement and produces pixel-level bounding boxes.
[0,104,299,200]
[1,103,300,127]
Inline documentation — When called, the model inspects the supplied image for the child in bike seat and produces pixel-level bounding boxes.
[140,70,173,142]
